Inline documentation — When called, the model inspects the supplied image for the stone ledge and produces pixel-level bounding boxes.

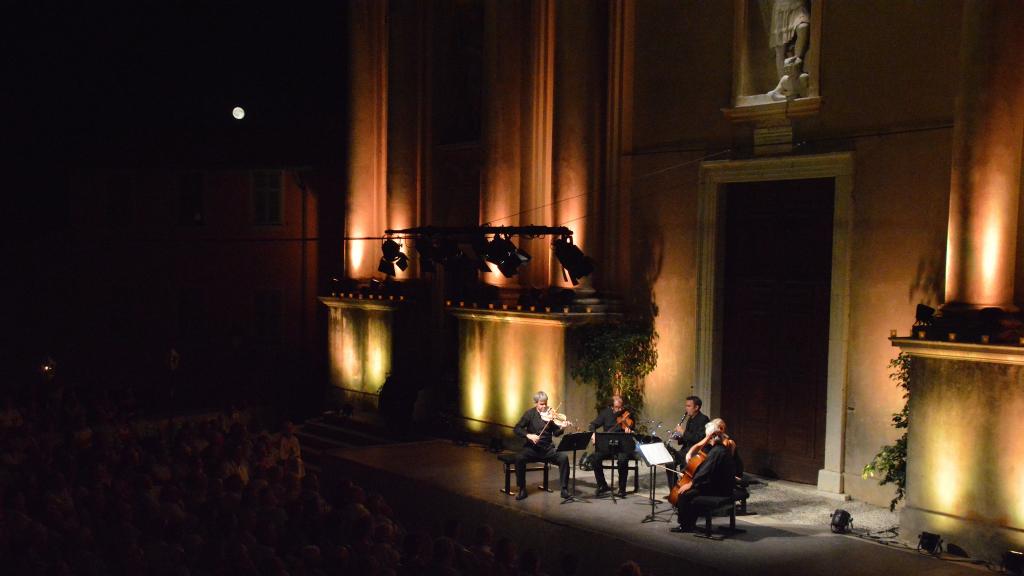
[891,336,1024,365]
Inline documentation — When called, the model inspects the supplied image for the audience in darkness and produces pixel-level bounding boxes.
[0,373,650,575]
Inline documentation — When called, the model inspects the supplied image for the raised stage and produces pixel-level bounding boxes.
[319,439,982,576]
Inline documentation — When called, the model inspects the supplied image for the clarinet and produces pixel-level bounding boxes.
[669,414,689,442]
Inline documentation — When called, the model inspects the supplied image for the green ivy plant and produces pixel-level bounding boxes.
[862,352,911,511]
[570,319,658,418]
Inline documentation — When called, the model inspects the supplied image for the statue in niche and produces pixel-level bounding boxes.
[765,0,810,101]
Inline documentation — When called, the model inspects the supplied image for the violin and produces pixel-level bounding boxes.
[615,409,634,431]
[541,409,572,428]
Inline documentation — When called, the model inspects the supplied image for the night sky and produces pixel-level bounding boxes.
[3,2,349,371]
[9,1,347,201]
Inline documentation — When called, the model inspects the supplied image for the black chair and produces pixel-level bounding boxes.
[497,453,551,495]
[690,494,746,540]
[600,454,641,493]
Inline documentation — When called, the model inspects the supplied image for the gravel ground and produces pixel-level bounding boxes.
[745,477,901,535]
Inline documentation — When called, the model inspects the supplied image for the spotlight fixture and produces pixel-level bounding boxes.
[917,531,942,555]
[378,238,409,276]
[1004,550,1024,575]
[915,304,935,324]
[485,234,531,278]
[830,509,853,534]
[552,236,595,285]
[414,238,438,274]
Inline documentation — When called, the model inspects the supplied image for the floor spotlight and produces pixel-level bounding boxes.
[917,531,942,555]
[1005,550,1024,575]
[830,509,853,534]
[552,236,595,285]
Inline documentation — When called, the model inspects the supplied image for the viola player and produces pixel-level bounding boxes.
[588,392,636,498]
[512,391,571,500]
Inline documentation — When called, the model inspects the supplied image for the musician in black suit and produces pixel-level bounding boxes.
[665,396,710,490]
[671,420,737,533]
[588,393,636,498]
[512,391,571,500]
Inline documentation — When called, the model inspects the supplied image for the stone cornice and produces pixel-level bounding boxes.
[892,337,1024,365]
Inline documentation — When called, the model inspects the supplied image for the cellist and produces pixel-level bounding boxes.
[670,419,737,534]
[587,392,636,498]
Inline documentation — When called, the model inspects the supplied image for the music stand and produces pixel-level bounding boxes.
[557,432,591,504]
[595,433,636,503]
[637,442,676,523]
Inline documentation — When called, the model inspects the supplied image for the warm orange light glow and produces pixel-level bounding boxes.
[979,221,1002,302]
[458,314,566,430]
[326,304,392,396]
[998,395,1024,526]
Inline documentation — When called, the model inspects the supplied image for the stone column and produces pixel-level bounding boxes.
[387,0,429,278]
[345,0,388,280]
[481,0,526,289]
[943,0,1024,311]
[551,0,604,291]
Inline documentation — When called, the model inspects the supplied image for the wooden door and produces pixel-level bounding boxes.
[720,178,833,484]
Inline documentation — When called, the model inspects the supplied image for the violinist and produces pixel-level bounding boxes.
[664,396,710,491]
[588,392,636,498]
[670,419,736,534]
[512,391,571,500]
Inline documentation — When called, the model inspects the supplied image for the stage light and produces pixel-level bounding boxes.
[378,238,409,277]
[915,304,935,323]
[414,238,438,274]
[232,106,245,120]
[552,236,595,285]
[830,509,853,533]
[1004,550,1024,575]
[485,235,530,278]
[917,532,942,555]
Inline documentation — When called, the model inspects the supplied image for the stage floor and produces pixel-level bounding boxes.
[320,439,982,576]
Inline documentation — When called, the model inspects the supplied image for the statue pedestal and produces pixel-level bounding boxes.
[892,337,1024,563]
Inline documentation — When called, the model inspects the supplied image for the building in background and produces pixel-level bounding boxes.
[334,0,1024,561]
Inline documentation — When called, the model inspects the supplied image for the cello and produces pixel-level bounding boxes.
[667,445,708,505]
[667,421,735,505]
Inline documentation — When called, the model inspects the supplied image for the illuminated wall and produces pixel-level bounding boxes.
[455,310,578,433]
[324,298,393,403]
[898,344,1024,562]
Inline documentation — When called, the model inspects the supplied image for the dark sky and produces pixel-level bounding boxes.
[8,1,348,175]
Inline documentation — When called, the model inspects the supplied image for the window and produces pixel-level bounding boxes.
[254,289,282,344]
[177,172,205,225]
[252,170,282,225]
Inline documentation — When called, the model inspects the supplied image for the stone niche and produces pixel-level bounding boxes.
[724,0,822,127]
[894,338,1024,563]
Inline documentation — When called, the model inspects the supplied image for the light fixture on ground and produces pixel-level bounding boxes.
[378,238,409,276]
[917,531,942,555]
[552,236,595,285]
[830,509,852,533]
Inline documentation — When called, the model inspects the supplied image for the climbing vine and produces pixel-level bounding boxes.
[862,352,911,511]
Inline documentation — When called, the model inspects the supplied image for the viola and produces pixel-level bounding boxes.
[615,409,634,431]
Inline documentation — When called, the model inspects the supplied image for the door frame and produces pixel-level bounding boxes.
[695,152,853,493]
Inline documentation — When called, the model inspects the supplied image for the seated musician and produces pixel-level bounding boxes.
[588,392,635,498]
[670,419,736,533]
[512,391,571,500]
[664,396,710,491]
